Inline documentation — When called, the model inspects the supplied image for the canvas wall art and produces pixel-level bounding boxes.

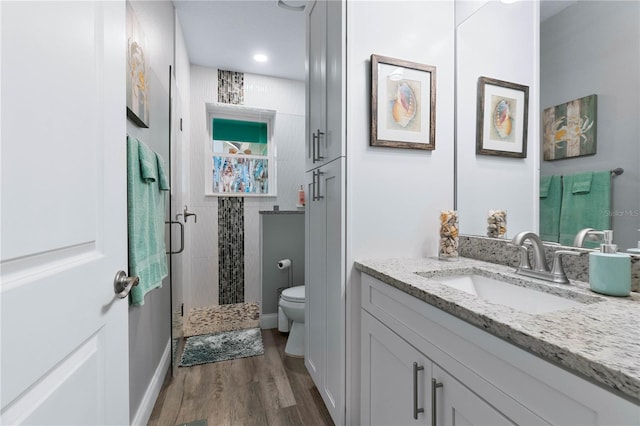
[126,4,149,128]
[543,94,597,161]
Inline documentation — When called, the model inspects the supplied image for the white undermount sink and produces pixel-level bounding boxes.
[434,274,584,314]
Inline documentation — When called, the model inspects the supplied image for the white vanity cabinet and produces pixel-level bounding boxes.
[360,273,640,426]
[361,310,537,425]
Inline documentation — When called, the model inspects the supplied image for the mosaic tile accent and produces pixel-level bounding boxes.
[184,302,260,337]
[218,197,245,304]
[218,69,244,105]
[459,234,640,292]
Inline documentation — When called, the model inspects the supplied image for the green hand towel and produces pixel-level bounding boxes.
[127,137,169,306]
[559,171,611,247]
[539,175,562,242]
[572,172,593,194]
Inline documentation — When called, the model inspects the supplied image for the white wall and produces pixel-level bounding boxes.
[345,1,456,423]
[126,1,175,424]
[540,1,640,251]
[456,0,539,237]
[188,66,305,310]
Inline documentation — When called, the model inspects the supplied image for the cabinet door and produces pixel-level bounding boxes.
[322,158,345,423]
[324,0,344,163]
[433,365,514,426]
[361,311,431,426]
[306,0,326,171]
[305,158,345,424]
[305,168,326,384]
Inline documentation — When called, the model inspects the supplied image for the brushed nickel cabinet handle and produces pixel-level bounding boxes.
[431,378,443,426]
[413,362,425,420]
[316,129,325,160]
[315,170,324,200]
[312,131,318,163]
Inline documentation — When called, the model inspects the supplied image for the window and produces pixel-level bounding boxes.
[205,104,276,196]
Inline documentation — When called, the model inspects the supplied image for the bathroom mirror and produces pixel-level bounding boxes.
[455,0,640,251]
[455,0,538,240]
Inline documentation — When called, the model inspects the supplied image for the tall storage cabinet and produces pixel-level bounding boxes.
[304,0,346,424]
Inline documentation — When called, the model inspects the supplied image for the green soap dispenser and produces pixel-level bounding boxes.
[588,230,631,296]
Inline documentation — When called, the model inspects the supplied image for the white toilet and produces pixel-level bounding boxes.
[278,285,305,357]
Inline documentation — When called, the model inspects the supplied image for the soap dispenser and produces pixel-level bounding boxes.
[589,230,631,296]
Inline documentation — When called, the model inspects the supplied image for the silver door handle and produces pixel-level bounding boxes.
[114,270,139,298]
[413,362,425,419]
[165,220,184,254]
[431,378,443,426]
[183,205,197,223]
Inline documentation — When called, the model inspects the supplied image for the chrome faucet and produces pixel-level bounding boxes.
[511,231,580,284]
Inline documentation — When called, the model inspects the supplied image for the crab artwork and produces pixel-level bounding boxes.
[552,115,594,156]
[543,94,597,160]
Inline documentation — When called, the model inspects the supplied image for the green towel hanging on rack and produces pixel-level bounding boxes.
[127,136,169,306]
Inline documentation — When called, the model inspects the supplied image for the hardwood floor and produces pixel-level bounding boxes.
[148,329,334,426]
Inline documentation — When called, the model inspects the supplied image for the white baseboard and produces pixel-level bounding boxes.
[131,339,171,426]
[260,313,278,329]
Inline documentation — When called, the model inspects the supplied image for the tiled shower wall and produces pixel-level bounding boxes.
[217,70,246,305]
[218,197,245,304]
[188,65,305,309]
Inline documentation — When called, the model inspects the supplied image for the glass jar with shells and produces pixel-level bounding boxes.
[439,210,459,261]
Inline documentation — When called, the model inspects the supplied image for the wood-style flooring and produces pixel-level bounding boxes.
[148,329,334,426]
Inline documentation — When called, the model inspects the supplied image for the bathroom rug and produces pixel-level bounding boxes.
[179,327,264,367]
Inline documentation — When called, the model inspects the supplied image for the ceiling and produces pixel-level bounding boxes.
[174,0,577,83]
[174,0,308,82]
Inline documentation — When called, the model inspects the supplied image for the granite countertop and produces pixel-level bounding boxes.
[355,257,640,403]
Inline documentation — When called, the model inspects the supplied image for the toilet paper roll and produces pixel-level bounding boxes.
[277,259,291,269]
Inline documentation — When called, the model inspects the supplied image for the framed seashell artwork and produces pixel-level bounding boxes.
[370,54,436,150]
[476,76,529,158]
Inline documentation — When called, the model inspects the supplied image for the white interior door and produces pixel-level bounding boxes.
[1,2,129,425]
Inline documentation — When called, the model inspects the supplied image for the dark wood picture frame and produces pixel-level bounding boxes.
[371,54,436,150]
[476,76,529,158]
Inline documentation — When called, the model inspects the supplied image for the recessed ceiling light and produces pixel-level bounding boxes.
[253,53,268,63]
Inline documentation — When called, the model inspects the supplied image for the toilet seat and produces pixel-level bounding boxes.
[281,285,305,303]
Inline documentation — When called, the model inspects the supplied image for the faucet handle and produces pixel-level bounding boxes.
[551,250,581,284]
[516,245,532,270]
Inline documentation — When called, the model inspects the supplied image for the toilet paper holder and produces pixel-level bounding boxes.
[277,258,293,288]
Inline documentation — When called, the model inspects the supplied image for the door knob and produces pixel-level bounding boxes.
[114,270,139,298]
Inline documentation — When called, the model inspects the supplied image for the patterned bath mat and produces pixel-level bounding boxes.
[184,302,259,337]
[179,328,264,367]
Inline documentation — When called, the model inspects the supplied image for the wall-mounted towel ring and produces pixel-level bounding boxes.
[183,205,197,223]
